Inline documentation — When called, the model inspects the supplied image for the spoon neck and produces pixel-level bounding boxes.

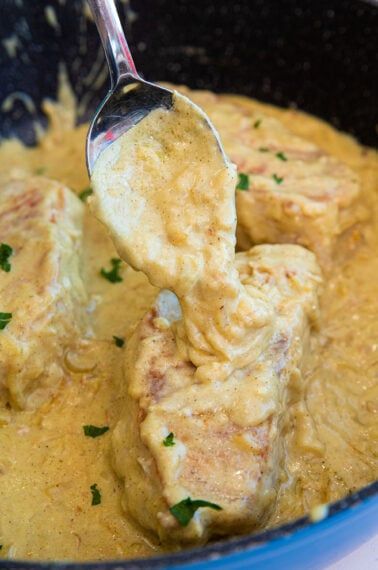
[88,0,138,87]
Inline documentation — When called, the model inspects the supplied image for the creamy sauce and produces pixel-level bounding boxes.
[91,92,273,384]
[0,84,376,560]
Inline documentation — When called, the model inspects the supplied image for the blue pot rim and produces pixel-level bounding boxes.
[2,480,377,569]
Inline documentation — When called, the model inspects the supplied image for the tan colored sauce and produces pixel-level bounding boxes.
[0,84,376,560]
[91,92,273,385]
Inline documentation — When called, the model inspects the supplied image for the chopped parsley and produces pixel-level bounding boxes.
[0,312,12,330]
[0,545,2,550]
[276,151,288,162]
[259,147,269,153]
[0,243,13,272]
[90,483,102,505]
[100,258,123,283]
[272,174,284,185]
[163,432,175,447]
[35,167,46,175]
[253,119,261,129]
[79,187,93,202]
[170,497,222,527]
[236,172,250,191]
[83,425,109,438]
[113,335,125,348]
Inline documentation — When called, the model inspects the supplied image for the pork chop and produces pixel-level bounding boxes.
[180,88,367,265]
[112,244,322,544]
[0,177,87,409]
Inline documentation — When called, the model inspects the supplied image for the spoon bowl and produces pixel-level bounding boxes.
[86,75,173,175]
[86,0,226,176]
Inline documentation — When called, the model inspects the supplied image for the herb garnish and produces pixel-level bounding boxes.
[100,258,123,283]
[0,545,2,550]
[0,243,13,272]
[35,167,46,175]
[253,119,261,129]
[272,174,284,185]
[113,336,125,348]
[83,425,109,438]
[259,147,269,153]
[163,432,175,447]
[236,172,250,191]
[0,312,12,330]
[90,483,102,505]
[79,187,93,202]
[170,497,222,526]
[276,152,288,162]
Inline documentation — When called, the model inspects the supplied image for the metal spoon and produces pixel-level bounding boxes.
[86,0,227,175]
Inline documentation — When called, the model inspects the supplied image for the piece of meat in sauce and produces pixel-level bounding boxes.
[184,90,367,266]
[112,244,322,544]
[0,177,87,409]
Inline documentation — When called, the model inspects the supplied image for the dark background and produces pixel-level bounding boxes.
[0,0,377,146]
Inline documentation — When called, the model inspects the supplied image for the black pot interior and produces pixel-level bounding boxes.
[0,0,377,146]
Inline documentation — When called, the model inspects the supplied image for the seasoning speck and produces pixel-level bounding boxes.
[163,432,175,447]
[79,187,93,202]
[170,497,222,526]
[272,174,284,185]
[83,425,109,438]
[100,258,123,283]
[236,172,250,191]
[90,483,102,506]
[0,312,12,330]
[276,152,288,161]
[0,243,13,272]
[113,335,125,348]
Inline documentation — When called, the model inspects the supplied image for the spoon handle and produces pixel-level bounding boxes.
[87,0,138,87]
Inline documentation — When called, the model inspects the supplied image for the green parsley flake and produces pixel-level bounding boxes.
[0,545,2,550]
[113,335,125,348]
[253,119,261,129]
[79,187,93,202]
[236,172,250,191]
[0,312,12,330]
[170,497,222,526]
[259,147,269,153]
[100,258,123,283]
[90,483,102,505]
[272,174,284,185]
[276,152,288,162]
[35,167,46,175]
[0,243,13,272]
[163,432,175,447]
[83,425,109,438]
